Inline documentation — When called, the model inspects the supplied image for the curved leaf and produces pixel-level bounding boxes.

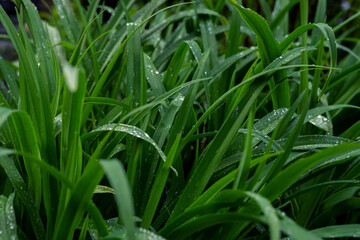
[82,123,166,163]
[311,225,360,238]
[259,143,360,202]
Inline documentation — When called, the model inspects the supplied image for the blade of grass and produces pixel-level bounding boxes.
[0,193,17,240]
[283,180,360,201]
[230,1,290,108]
[163,49,210,158]
[0,108,42,208]
[61,65,85,182]
[270,0,299,30]
[100,160,136,240]
[264,92,309,182]
[81,124,171,171]
[143,53,166,98]
[279,214,321,239]
[233,103,255,190]
[126,22,146,107]
[57,65,86,228]
[0,155,45,239]
[248,91,307,191]
[53,0,80,43]
[298,0,309,113]
[141,135,181,229]
[310,35,325,107]
[53,158,104,240]
[0,57,19,106]
[84,97,132,111]
[259,143,360,202]
[138,94,185,215]
[162,42,190,90]
[311,225,360,238]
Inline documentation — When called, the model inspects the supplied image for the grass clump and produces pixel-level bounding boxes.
[1,0,360,239]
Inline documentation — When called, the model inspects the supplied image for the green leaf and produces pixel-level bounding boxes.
[244,191,280,240]
[82,124,170,169]
[126,22,146,106]
[311,225,360,238]
[162,41,190,90]
[0,57,19,106]
[0,193,18,240]
[190,152,281,210]
[101,160,136,240]
[94,185,115,195]
[53,159,104,240]
[84,97,132,111]
[259,143,360,202]
[0,108,42,209]
[209,48,255,78]
[53,0,80,43]
[61,64,85,182]
[279,214,321,240]
[277,22,337,99]
[0,156,45,240]
[283,180,360,201]
[270,0,299,30]
[143,54,166,99]
[264,47,317,71]
[233,104,255,190]
[230,1,289,108]
[315,23,337,98]
[141,135,181,229]
[57,65,86,229]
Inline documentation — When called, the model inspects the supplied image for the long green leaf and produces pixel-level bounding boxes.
[141,135,181,229]
[82,124,168,167]
[101,160,136,240]
[311,225,360,238]
[0,193,17,240]
[259,143,360,202]
[230,1,290,108]
[0,156,45,239]
[53,159,104,240]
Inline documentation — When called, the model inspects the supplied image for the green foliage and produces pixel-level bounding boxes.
[0,0,360,239]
